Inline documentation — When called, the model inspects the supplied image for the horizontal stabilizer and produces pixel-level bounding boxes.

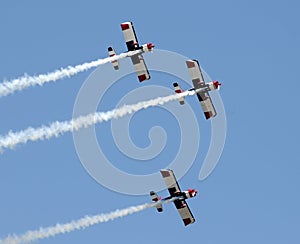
[173,82,185,105]
[150,191,163,212]
[108,46,119,70]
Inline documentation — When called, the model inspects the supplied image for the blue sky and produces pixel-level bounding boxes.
[0,0,299,243]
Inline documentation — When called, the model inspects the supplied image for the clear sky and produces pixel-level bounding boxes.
[0,0,299,243]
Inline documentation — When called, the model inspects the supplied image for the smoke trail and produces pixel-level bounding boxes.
[0,198,177,244]
[0,50,141,97]
[0,91,195,153]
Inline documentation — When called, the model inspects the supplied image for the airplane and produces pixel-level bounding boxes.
[173,59,222,120]
[150,169,197,226]
[108,21,155,82]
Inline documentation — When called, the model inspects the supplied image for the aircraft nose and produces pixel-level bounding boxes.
[147,43,155,49]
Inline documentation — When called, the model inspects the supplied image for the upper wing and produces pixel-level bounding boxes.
[186,60,205,89]
[196,92,217,119]
[121,21,139,51]
[130,54,150,82]
[160,169,182,196]
[173,199,195,226]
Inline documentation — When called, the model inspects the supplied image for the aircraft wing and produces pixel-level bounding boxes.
[196,92,217,119]
[121,21,139,51]
[160,169,195,226]
[186,60,205,89]
[173,199,196,226]
[130,54,150,82]
[186,59,217,119]
[160,169,182,196]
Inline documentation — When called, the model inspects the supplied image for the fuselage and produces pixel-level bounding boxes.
[163,189,198,201]
[131,42,154,53]
[191,81,221,94]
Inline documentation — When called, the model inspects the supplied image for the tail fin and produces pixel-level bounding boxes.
[108,46,119,70]
[150,191,163,212]
[173,82,185,105]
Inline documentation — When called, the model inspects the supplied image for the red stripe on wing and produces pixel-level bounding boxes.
[121,23,130,30]
[161,170,171,178]
[183,218,192,226]
[186,60,196,68]
[138,74,147,82]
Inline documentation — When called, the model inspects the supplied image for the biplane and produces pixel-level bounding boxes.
[150,169,197,226]
[108,21,154,82]
[173,59,221,120]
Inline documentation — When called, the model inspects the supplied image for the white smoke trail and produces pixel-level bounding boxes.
[0,50,142,97]
[0,91,195,153]
[0,198,177,244]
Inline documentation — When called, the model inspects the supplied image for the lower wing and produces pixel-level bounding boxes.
[196,92,217,120]
[173,199,195,226]
[130,54,150,82]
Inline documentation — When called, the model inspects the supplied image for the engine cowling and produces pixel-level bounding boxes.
[142,43,155,52]
[184,189,198,198]
[209,81,221,91]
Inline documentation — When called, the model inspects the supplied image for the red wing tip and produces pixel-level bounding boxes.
[204,111,216,120]
[121,23,130,30]
[204,112,211,120]
[160,170,171,177]
[186,60,196,68]
[138,74,148,82]
[183,218,193,226]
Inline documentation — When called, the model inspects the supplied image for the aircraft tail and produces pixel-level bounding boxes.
[173,82,185,105]
[108,46,119,70]
[150,191,163,212]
